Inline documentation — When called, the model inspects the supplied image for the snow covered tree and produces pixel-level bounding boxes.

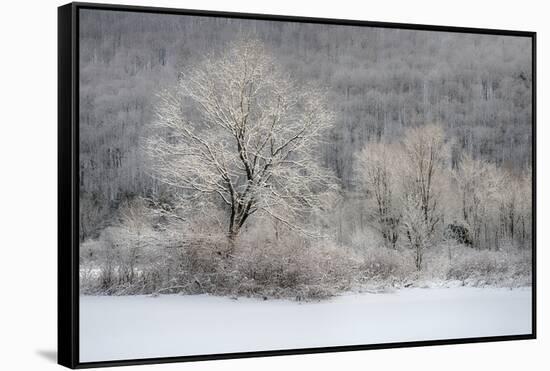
[401,124,447,235]
[516,171,533,249]
[400,124,448,269]
[355,142,401,249]
[401,193,431,270]
[453,154,503,248]
[497,170,532,249]
[144,39,337,244]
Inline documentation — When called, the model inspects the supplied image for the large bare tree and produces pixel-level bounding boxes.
[144,39,337,243]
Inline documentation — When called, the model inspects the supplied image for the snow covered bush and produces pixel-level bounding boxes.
[230,235,360,300]
[79,200,170,295]
[357,246,415,284]
[163,224,361,300]
[446,244,532,287]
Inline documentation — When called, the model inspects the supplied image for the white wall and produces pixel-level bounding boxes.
[0,0,545,370]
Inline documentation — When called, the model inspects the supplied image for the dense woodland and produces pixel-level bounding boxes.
[79,10,533,299]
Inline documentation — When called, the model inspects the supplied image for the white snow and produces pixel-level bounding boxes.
[80,287,532,362]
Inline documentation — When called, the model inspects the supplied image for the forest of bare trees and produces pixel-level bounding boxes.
[79,10,532,300]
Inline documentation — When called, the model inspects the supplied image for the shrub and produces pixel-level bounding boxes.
[357,246,415,285]
[446,244,532,286]
[227,236,359,300]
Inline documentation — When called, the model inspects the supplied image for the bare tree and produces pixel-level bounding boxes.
[453,154,503,248]
[401,125,447,234]
[497,169,532,249]
[144,39,337,245]
[400,124,448,269]
[516,171,533,249]
[401,193,431,270]
[355,142,401,249]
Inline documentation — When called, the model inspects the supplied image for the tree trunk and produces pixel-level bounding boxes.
[225,228,239,258]
[415,244,422,271]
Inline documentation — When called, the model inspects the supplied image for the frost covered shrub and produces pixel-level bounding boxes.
[122,229,360,300]
[349,230,414,285]
[80,229,149,295]
[447,251,506,283]
[171,225,359,300]
[167,235,232,294]
[417,242,456,282]
[81,240,184,296]
[357,246,415,284]
[230,238,359,299]
[80,239,103,294]
[446,244,532,286]
[79,200,179,295]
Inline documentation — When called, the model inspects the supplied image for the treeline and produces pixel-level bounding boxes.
[352,125,531,271]
[80,188,532,299]
[79,10,532,241]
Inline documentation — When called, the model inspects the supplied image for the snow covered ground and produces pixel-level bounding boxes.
[80,287,532,362]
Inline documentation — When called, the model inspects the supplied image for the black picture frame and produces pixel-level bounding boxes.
[58,2,537,368]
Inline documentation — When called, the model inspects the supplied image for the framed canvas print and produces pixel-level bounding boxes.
[58,2,536,368]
